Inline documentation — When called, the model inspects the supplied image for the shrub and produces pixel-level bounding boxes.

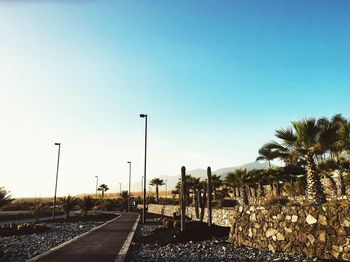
[165,219,174,229]
[59,195,78,219]
[173,220,181,229]
[162,218,168,227]
[80,196,96,217]
[32,203,43,224]
[0,187,14,210]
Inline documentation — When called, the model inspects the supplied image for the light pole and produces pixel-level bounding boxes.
[140,113,147,223]
[119,183,122,193]
[52,142,61,220]
[141,176,144,203]
[95,176,98,198]
[127,161,131,212]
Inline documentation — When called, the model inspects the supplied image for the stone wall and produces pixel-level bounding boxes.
[142,204,350,260]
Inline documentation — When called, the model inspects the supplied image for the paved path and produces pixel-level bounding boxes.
[33,212,139,262]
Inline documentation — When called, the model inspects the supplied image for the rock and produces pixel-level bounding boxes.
[291,215,298,223]
[284,227,292,233]
[305,214,317,225]
[342,252,350,261]
[286,215,291,220]
[342,219,350,227]
[250,213,256,222]
[268,243,275,251]
[266,228,278,238]
[307,234,315,245]
[318,215,327,226]
[318,231,326,242]
[276,233,285,241]
[336,227,347,236]
[248,228,253,238]
[331,246,340,259]
[239,206,243,212]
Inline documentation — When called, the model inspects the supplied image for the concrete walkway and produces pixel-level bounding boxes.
[32,212,139,262]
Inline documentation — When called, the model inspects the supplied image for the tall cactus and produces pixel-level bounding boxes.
[181,166,186,232]
[199,180,207,222]
[207,166,212,227]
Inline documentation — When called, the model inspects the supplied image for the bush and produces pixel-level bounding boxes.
[173,220,181,229]
[0,187,14,210]
[165,219,174,229]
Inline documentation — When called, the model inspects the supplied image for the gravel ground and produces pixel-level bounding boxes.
[0,221,105,261]
[127,223,319,262]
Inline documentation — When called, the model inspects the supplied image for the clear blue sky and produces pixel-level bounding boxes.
[1,0,350,197]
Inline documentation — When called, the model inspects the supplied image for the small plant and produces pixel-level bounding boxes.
[32,203,43,224]
[59,195,78,219]
[0,187,14,210]
[79,196,96,217]
[162,218,168,227]
[173,220,181,229]
[165,219,174,229]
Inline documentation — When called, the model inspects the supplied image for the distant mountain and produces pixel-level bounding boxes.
[150,161,273,192]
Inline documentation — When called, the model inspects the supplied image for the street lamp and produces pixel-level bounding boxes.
[140,113,147,223]
[127,161,131,212]
[52,142,61,220]
[141,176,144,202]
[95,176,98,198]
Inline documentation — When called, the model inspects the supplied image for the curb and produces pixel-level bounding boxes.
[114,213,140,262]
[28,212,122,262]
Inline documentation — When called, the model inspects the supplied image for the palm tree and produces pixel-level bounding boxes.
[119,190,129,200]
[265,118,339,204]
[149,178,165,203]
[0,187,13,210]
[97,184,109,198]
[224,172,241,198]
[225,169,249,205]
[79,196,96,217]
[319,158,349,197]
[59,195,78,219]
[256,146,280,168]
[211,174,223,200]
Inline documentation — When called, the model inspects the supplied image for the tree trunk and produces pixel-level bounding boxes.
[232,187,237,197]
[156,185,159,203]
[306,156,326,204]
[333,170,346,197]
[258,182,265,197]
[241,185,249,205]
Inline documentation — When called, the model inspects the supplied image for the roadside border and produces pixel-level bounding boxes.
[28,212,122,262]
[114,213,140,262]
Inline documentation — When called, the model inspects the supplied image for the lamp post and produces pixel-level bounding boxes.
[127,161,131,212]
[119,183,122,193]
[140,113,147,224]
[95,176,98,198]
[52,142,61,220]
[141,176,144,203]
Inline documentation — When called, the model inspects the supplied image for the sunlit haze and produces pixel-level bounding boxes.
[1,0,350,197]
